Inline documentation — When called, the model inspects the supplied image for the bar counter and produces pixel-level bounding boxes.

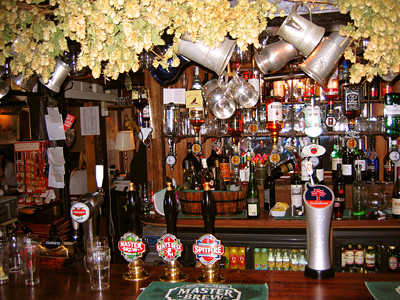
[1,263,399,299]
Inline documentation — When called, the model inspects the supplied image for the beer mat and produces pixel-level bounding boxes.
[137,281,268,300]
[178,210,247,219]
[365,281,400,300]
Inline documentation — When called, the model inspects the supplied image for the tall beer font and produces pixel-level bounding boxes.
[303,183,335,279]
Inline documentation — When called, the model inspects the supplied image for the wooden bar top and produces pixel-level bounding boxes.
[2,263,399,299]
[141,210,400,229]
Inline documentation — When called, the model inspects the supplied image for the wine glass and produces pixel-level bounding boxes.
[189,107,205,135]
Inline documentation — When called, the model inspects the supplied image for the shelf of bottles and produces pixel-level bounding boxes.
[336,244,400,274]
[163,56,400,222]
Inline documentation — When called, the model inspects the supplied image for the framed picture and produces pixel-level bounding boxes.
[0,114,19,144]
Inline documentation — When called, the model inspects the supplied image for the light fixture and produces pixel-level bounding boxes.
[115,131,135,178]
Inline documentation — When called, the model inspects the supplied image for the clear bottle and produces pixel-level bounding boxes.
[267,248,275,271]
[391,166,400,218]
[290,249,299,271]
[275,249,283,271]
[182,160,194,190]
[366,136,379,182]
[383,138,399,183]
[246,164,259,218]
[229,167,241,191]
[200,158,215,190]
[263,164,275,210]
[352,164,366,219]
[254,248,261,270]
[282,249,290,271]
[298,249,307,271]
[261,248,269,271]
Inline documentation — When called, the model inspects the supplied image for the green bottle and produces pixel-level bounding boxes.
[246,164,259,218]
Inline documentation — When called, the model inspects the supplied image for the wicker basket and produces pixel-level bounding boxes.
[178,190,246,216]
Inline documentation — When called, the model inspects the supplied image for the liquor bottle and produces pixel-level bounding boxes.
[263,164,275,210]
[182,142,201,172]
[366,136,379,182]
[229,167,241,191]
[201,71,209,86]
[164,181,177,235]
[265,96,283,144]
[201,181,216,234]
[392,166,400,218]
[353,139,367,181]
[383,139,399,183]
[388,246,399,273]
[191,165,203,190]
[214,160,227,191]
[246,164,259,218]
[333,164,346,220]
[381,79,393,98]
[207,138,220,170]
[290,163,304,217]
[352,164,366,219]
[304,96,323,138]
[384,93,400,137]
[325,100,337,132]
[219,145,231,185]
[182,160,194,190]
[365,245,376,273]
[228,109,244,145]
[126,182,141,235]
[200,158,215,190]
[342,138,354,184]
[331,136,343,180]
[368,77,380,100]
[270,156,297,181]
[192,66,202,90]
[315,148,325,184]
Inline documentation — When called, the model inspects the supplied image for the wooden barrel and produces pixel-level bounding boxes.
[178,190,246,216]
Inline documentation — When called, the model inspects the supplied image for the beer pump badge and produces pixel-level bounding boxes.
[304,182,334,208]
[156,234,183,262]
[119,233,146,262]
[70,202,90,223]
[193,234,224,265]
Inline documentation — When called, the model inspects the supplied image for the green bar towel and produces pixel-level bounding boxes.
[137,281,269,300]
[365,281,400,300]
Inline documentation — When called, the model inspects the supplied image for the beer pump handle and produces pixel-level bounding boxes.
[164,181,178,236]
[127,182,142,236]
[201,182,216,235]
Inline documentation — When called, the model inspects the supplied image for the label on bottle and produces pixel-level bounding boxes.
[385,105,400,117]
[389,150,400,162]
[392,198,400,215]
[316,169,324,182]
[331,157,342,171]
[355,250,365,265]
[247,201,258,217]
[291,184,303,207]
[345,250,355,265]
[389,256,398,270]
[267,102,283,122]
[341,251,346,268]
[344,86,361,111]
[354,159,367,171]
[366,253,375,268]
[220,163,230,182]
[342,164,352,176]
